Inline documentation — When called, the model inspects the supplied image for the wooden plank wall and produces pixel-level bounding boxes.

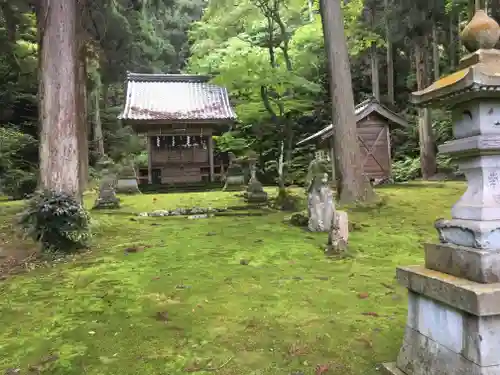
[357,114,391,179]
[318,113,392,179]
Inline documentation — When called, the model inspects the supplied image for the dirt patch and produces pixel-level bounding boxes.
[0,241,39,279]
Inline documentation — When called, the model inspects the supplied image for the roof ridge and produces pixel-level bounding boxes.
[355,97,378,109]
[126,72,212,83]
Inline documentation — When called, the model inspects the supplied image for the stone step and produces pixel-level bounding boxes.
[397,265,500,316]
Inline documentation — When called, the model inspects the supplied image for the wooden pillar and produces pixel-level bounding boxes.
[148,135,153,184]
[208,135,215,182]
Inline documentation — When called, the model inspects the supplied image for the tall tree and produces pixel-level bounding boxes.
[432,20,440,80]
[367,2,380,100]
[384,0,395,105]
[37,0,81,198]
[319,0,375,203]
[77,1,89,195]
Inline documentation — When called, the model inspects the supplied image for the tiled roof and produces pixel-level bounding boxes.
[297,98,408,146]
[118,73,237,122]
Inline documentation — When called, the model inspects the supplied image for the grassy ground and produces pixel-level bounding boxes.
[0,182,465,375]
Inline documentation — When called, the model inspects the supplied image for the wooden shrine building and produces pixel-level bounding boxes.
[118,73,237,185]
[297,98,409,180]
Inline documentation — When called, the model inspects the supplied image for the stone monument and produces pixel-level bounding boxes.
[383,10,500,375]
[223,152,245,191]
[243,154,268,203]
[306,159,335,232]
[93,175,120,209]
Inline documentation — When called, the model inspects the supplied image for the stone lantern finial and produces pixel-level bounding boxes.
[460,9,500,52]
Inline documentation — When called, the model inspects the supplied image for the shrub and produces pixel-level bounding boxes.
[290,211,308,227]
[0,126,38,199]
[392,157,421,182]
[18,190,91,253]
[271,189,304,211]
[392,155,462,183]
[117,164,137,178]
[1,168,37,199]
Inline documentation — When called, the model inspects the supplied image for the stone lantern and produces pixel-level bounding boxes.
[243,153,268,204]
[383,10,500,375]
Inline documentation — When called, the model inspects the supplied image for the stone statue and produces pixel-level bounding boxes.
[306,159,335,232]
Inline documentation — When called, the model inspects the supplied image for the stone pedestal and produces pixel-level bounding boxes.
[383,11,500,375]
[383,266,500,375]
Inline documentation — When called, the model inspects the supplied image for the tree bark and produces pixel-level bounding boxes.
[449,10,457,71]
[93,73,105,157]
[415,39,437,179]
[432,21,440,81]
[76,34,89,196]
[384,0,394,105]
[458,12,464,54]
[37,0,80,198]
[319,0,376,204]
[369,6,380,101]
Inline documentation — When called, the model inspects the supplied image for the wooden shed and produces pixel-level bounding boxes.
[118,72,237,185]
[297,98,409,180]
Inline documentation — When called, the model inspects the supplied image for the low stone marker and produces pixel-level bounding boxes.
[93,175,120,209]
[335,210,349,243]
[382,9,500,375]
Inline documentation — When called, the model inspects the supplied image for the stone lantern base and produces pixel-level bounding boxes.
[243,179,268,203]
[382,253,500,375]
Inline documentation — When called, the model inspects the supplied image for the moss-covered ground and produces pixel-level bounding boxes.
[0,182,465,375]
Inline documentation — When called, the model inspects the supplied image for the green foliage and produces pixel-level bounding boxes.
[213,132,250,153]
[133,151,149,169]
[270,188,303,211]
[1,169,37,200]
[117,164,138,178]
[18,190,92,253]
[105,124,145,162]
[289,210,308,226]
[392,154,460,182]
[0,127,38,199]
[0,127,38,172]
[86,0,204,82]
[392,156,421,182]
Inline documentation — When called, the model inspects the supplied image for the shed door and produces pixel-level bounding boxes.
[357,125,390,179]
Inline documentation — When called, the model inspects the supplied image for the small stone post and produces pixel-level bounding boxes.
[383,10,500,375]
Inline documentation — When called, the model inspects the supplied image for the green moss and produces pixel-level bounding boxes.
[0,182,465,375]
